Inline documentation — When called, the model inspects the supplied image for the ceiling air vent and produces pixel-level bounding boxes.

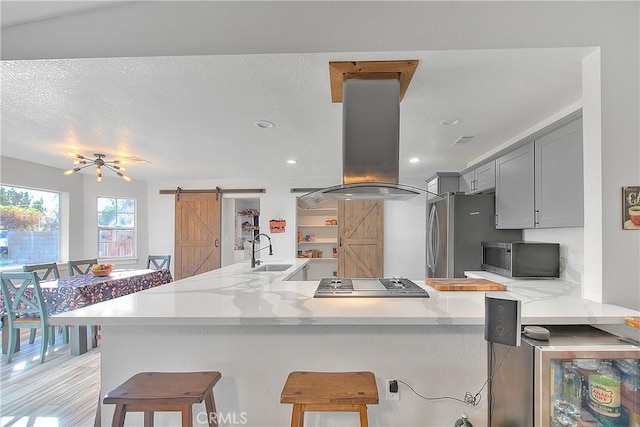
[122,155,151,164]
[451,136,477,146]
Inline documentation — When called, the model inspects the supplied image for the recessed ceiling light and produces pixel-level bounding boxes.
[255,120,275,129]
[287,159,298,164]
[440,118,461,126]
[409,157,420,163]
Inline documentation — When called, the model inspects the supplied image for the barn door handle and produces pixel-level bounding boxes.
[215,238,220,247]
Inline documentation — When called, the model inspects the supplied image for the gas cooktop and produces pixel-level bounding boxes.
[314,278,429,298]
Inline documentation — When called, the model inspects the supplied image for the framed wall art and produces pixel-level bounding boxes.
[622,186,640,229]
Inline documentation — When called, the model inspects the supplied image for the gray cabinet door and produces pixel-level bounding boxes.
[459,162,495,194]
[427,173,460,195]
[459,170,474,194]
[427,177,438,195]
[475,160,496,193]
[496,142,535,228]
[534,117,583,227]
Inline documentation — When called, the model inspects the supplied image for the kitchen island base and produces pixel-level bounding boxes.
[99,324,487,427]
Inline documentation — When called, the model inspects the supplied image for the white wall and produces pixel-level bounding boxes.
[0,156,149,269]
[147,177,429,280]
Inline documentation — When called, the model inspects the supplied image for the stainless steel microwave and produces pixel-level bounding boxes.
[481,241,560,278]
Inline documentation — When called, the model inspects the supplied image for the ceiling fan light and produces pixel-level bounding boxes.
[64,152,134,182]
[63,167,81,175]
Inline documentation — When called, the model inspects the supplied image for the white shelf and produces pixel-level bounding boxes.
[297,199,338,273]
[297,208,337,214]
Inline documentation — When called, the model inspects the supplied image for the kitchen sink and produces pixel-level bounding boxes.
[253,264,293,272]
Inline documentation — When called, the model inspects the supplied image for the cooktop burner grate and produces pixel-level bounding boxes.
[314,277,429,298]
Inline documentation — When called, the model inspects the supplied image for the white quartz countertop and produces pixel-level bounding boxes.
[49,260,639,326]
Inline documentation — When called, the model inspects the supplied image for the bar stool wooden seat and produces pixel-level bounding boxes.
[103,371,221,427]
[280,371,379,427]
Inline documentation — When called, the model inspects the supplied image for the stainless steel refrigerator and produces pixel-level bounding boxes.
[426,192,521,278]
[489,325,640,427]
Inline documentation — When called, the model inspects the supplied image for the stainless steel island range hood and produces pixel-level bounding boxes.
[301,60,441,207]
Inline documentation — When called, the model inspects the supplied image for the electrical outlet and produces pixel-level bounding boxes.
[386,379,399,401]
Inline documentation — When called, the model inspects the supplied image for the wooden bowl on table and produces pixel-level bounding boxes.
[90,264,113,277]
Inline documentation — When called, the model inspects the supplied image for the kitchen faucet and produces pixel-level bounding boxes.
[251,233,273,268]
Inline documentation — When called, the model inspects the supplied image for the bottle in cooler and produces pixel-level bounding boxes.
[589,360,621,420]
[552,361,582,427]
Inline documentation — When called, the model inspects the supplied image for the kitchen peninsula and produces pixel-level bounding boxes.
[50,260,639,427]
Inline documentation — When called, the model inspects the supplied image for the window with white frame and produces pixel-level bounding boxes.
[97,197,135,258]
[0,185,60,267]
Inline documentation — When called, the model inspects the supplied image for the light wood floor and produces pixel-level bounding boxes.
[0,329,100,427]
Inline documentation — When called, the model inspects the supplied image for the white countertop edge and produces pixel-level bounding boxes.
[48,261,640,327]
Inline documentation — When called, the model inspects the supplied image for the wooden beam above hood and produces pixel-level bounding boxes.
[329,60,419,103]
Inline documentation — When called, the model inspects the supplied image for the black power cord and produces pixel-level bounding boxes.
[396,345,512,407]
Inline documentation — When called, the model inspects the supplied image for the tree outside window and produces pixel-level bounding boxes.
[98,197,135,258]
[0,185,60,267]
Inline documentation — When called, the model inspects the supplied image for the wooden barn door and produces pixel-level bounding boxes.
[337,200,384,278]
[174,192,221,280]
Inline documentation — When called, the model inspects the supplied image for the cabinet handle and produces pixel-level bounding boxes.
[494,214,498,227]
[534,210,540,225]
[215,238,220,248]
[339,237,342,247]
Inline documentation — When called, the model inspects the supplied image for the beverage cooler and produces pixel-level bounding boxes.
[489,325,639,427]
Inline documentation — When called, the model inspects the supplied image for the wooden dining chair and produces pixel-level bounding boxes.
[67,259,98,276]
[22,263,67,345]
[0,272,55,363]
[147,255,171,270]
[23,262,60,281]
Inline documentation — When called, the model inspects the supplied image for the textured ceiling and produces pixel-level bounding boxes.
[0,2,589,183]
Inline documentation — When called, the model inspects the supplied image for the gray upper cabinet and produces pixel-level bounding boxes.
[495,116,583,229]
[534,117,583,227]
[459,170,474,194]
[495,142,535,228]
[426,172,459,195]
[459,161,496,194]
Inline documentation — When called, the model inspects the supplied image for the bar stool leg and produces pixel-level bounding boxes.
[359,405,368,427]
[290,404,304,427]
[143,411,154,427]
[204,390,218,427]
[111,405,126,427]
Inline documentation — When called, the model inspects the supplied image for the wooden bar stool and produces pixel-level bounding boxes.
[103,371,221,427]
[280,371,379,427]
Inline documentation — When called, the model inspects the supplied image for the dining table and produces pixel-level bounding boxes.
[1,268,172,356]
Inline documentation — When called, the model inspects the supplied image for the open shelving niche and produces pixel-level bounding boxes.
[234,203,259,263]
[296,199,338,280]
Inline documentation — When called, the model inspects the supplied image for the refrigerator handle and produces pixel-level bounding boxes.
[433,207,440,270]
[427,205,436,269]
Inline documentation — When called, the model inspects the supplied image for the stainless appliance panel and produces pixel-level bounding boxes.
[488,325,640,427]
[426,193,521,278]
[481,241,560,278]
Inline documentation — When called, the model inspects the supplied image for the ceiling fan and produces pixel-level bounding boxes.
[63,152,131,182]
